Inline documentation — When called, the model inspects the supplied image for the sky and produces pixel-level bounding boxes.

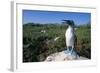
[23,10,91,25]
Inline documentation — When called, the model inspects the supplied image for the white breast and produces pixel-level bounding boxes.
[65,26,75,47]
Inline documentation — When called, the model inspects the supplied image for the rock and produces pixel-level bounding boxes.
[45,51,88,62]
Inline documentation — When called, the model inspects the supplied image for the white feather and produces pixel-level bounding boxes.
[54,37,60,41]
[65,26,75,47]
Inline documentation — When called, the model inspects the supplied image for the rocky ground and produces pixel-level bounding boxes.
[45,51,88,62]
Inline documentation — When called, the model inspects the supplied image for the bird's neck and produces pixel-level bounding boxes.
[68,25,73,29]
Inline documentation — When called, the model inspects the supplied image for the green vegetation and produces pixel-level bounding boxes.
[23,23,91,62]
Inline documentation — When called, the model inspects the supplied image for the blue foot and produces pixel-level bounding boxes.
[64,48,70,54]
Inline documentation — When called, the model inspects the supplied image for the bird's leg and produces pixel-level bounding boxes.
[71,46,74,54]
[64,46,70,54]
[67,46,71,52]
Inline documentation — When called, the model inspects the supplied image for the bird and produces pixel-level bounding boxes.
[62,20,79,59]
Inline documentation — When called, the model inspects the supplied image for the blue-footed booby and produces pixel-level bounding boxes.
[62,20,79,59]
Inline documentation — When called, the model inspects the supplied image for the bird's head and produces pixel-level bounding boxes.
[62,20,75,27]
